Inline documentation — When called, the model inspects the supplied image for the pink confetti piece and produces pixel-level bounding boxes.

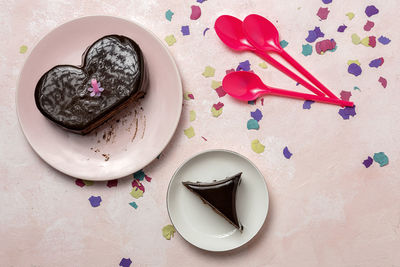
[368,36,376,47]
[188,93,194,99]
[317,7,330,20]
[261,98,264,106]
[145,175,152,182]
[340,91,352,101]
[215,86,227,97]
[226,68,235,74]
[190,5,201,20]
[363,20,375,31]
[75,179,85,187]
[107,179,118,188]
[378,77,387,88]
[213,102,224,110]
[201,136,208,141]
[315,39,336,54]
[132,179,145,193]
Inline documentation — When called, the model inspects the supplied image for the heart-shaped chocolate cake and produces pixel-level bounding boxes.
[35,35,148,135]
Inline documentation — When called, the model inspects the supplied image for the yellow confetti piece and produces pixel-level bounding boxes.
[83,180,94,186]
[347,60,361,66]
[19,45,28,54]
[164,35,176,46]
[189,110,196,122]
[258,62,268,69]
[184,126,195,138]
[211,80,222,90]
[211,106,223,117]
[346,12,355,20]
[251,139,265,154]
[162,224,176,240]
[360,37,370,47]
[202,66,215,78]
[130,187,144,199]
[351,33,361,45]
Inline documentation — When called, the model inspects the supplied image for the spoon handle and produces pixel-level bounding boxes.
[254,50,325,97]
[265,86,353,107]
[278,49,339,100]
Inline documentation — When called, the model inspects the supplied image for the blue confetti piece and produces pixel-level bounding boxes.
[203,27,210,36]
[348,63,362,77]
[181,25,190,36]
[236,60,251,71]
[120,258,132,267]
[322,0,332,3]
[303,100,314,109]
[88,196,102,207]
[197,0,206,2]
[133,170,145,181]
[250,108,263,121]
[129,202,138,209]
[378,36,391,45]
[337,25,347,32]
[283,146,292,159]
[338,106,356,120]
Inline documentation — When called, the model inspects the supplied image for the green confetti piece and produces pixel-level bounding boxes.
[329,45,338,52]
[346,12,355,20]
[130,187,144,199]
[19,45,28,54]
[247,119,259,130]
[251,139,265,154]
[301,44,312,56]
[165,9,174,21]
[162,224,176,240]
[373,152,389,167]
[189,110,196,122]
[165,35,176,46]
[211,106,223,117]
[211,80,222,89]
[202,66,215,78]
[184,126,195,138]
[353,86,360,91]
[280,40,288,48]
[258,62,268,69]
[360,36,370,47]
[351,33,361,45]
[129,201,138,209]
[347,60,360,66]
[83,180,94,186]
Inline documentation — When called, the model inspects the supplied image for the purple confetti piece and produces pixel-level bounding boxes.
[305,27,324,43]
[337,24,347,32]
[181,25,190,36]
[317,7,330,20]
[378,77,387,88]
[369,57,384,68]
[190,5,201,20]
[203,27,210,36]
[303,100,314,109]
[283,146,293,159]
[250,108,263,121]
[213,102,224,110]
[365,5,379,17]
[197,0,206,3]
[215,86,227,97]
[348,63,362,77]
[236,60,251,71]
[340,91,352,101]
[338,106,356,120]
[322,0,332,3]
[362,156,373,168]
[119,258,132,267]
[378,36,391,45]
[88,196,102,207]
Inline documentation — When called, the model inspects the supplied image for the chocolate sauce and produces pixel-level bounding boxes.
[182,172,243,231]
[35,35,147,134]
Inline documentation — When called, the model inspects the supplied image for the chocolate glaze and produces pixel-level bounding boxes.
[182,172,243,231]
[35,35,147,134]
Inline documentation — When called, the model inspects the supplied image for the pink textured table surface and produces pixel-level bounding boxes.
[1,0,400,266]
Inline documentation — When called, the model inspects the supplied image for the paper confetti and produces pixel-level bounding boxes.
[351,33,361,45]
[211,102,224,117]
[184,92,194,100]
[211,80,222,89]
[162,224,176,240]
[315,39,336,54]
[213,102,224,110]
[133,170,145,181]
[259,62,268,69]
[130,187,144,199]
[145,175,152,182]
[251,109,263,121]
[190,5,201,20]
[132,180,145,193]
[340,91,352,101]
[378,77,387,88]
[19,45,28,54]
[184,126,195,138]
[306,27,324,43]
[251,139,265,154]
[203,28,210,36]
[363,20,375,31]
[354,86,360,91]
[283,146,292,159]
[338,106,356,120]
[236,60,251,71]
[337,25,347,32]
[75,179,85,187]
[362,156,373,168]
[303,100,314,109]
[88,196,102,207]
[119,258,132,267]
[346,12,355,20]
[280,40,288,48]
[347,59,360,66]
[189,110,196,121]
[368,36,376,47]
[165,10,174,21]
[348,63,362,76]
[215,86,227,97]
[247,119,259,130]
[181,26,190,36]
[373,152,389,167]
[107,179,118,188]
[365,5,379,17]
[378,36,391,45]
[202,66,215,78]
[302,44,313,56]
[164,35,176,46]
[248,100,256,105]
[197,0,206,3]
[129,202,138,209]
[83,180,94,186]
[226,68,235,74]
[369,58,384,68]
[317,7,330,20]
[322,0,332,4]
[201,136,208,141]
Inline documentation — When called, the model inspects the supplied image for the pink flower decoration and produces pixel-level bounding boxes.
[88,79,104,97]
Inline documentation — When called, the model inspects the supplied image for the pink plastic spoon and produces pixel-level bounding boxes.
[214,15,325,97]
[222,71,354,107]
[242,14,339,100]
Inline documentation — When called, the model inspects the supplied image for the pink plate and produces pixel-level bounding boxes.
[16,16,182,181]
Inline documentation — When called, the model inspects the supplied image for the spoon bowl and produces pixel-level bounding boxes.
[214,15,254,51]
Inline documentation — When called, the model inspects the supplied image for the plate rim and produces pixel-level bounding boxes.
[15,15,183,181]
[166,149,270,252]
